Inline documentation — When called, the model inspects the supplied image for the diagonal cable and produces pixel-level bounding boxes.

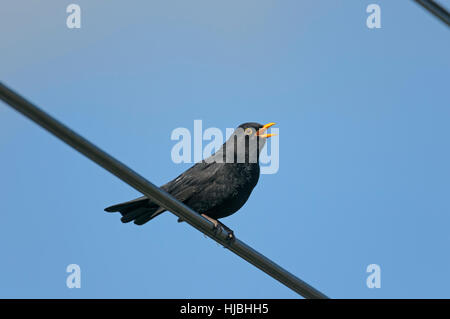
[413,0,450,26]
[0,82,328,299]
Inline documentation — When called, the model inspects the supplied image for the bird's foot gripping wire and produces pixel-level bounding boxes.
[201,214,235,242]
[218,221,235,242]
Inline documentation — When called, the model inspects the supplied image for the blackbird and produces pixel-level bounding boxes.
[104,122,276,238]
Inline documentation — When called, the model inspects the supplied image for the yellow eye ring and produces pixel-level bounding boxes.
[244,128,253,135]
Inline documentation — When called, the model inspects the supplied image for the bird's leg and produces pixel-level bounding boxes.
[201,214,221,232]
[201,214,218,228]
[201,214,234,240]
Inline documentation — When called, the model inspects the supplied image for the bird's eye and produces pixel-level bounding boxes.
[244,128,253,136]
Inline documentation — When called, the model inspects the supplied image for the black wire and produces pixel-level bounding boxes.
[414,0,450,26]
[0,82,328,299]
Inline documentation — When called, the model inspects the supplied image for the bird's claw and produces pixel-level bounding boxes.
[211,222,221,234]
[226,231,235,242]
[212,222,234,241]
[219,223,235,242]
[201,214,235,242]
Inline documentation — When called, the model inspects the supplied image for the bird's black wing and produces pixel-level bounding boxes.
[165,162,245,218]
[161,161,222,204]
[104,161,223,225]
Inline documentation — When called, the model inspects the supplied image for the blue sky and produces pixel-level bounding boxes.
[1,1,449,298]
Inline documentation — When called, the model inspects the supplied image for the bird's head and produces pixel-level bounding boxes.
[236,122,276,139]
[219,122,276,163]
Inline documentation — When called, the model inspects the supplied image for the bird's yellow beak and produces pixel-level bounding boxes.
[256,122,276,138]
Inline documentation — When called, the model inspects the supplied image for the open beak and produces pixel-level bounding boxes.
[256,122,276,138]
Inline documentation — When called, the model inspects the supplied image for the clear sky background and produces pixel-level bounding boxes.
[1,1,449,298]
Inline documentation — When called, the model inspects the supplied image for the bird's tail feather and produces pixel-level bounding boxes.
[104,197,166,225]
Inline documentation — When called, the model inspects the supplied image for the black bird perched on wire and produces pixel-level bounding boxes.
[105,122,276,238]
